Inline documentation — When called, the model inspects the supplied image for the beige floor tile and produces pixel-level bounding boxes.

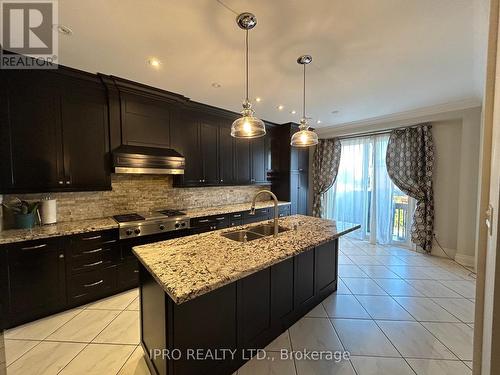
[394,297,459,322]
[93,311,140,345]
[305,304,328,318]
[289,318,343,351]
[342,278,388,295]
[60,343,135,375]
[265,330,291,352]
[371,256,408,266]
[407,358,472,375]
[376,321,456,359]
[335,279,352,295]
[238,351,296,375]
[464,361,473,369]
[372,278,424,297]
[322,294,370,319]
[7,341,85,375]
[331,319,399,357]
[5,308,83,340]
[338,265,368,278]
[4,339,40,366]
[295,358,356,375]
[117,346,150,375]
[355,295,414,320]
[126,297,140,311]
[351,356,415,375]
[439,281,476,299]
[86,289,139,310]
[422,322,473,361]
[431,298,475,323]
[358,265,400,279]
[341,248,368,256]
[338,255,354,265]
[47,310,120,343]
[387,266,433,279]
[348,256,383,266]
[405,279,462,298]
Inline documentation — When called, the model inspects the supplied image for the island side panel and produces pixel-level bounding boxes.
[140,264,168,375]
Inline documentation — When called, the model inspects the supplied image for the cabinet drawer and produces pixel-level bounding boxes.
[67,246,119,275]
[191,215,229,229]
[70,230,118,251]
[279,205,291,217]
[68,267,116,304]
[243,207,269,219]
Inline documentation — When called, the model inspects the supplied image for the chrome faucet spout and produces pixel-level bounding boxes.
[250,190,280,236]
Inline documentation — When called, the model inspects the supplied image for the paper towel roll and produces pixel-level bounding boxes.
[40,199,57,225]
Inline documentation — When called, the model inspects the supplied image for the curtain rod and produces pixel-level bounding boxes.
[336,123,425,140]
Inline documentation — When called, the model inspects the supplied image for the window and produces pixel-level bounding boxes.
[324,135,414,246]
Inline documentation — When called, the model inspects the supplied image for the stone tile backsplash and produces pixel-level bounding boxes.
[2,174,267,223]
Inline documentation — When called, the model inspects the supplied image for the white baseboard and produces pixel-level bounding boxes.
[454,253,475,268]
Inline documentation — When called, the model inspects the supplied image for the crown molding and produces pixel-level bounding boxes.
[316,98,482,138]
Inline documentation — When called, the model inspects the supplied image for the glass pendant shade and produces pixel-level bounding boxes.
[290,119,319,147]
[231,104,266,138]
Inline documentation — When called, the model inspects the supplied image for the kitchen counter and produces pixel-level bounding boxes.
[133,215,359,304]
[0,200,290,245]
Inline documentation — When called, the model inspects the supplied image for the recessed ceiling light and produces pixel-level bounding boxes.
[277,105,284,111]
[331,110,340,114]
[317,120,322,124]
[55,24,73,35]
[290,110,296,114]
[255,97,262,102]
[147,58,161,68]
[211,82,222,88]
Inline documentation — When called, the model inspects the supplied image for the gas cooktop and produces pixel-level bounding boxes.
[113,209,190,239]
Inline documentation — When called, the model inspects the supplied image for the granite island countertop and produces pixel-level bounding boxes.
[0,200,290,245]
[133,215,360,304]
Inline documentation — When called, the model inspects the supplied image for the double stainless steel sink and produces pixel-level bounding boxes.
[221,223,289,242]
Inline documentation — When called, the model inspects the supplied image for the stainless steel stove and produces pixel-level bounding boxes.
[113,209,190,239]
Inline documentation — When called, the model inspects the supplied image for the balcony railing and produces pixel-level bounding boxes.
[392,201,408,242]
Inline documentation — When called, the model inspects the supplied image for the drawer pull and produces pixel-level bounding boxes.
[133,270,139,273]
[84,279,104,288]
[83,260,103,268]
[215,217,225,221]
[233,214,241,218]
[82,248,103,254]
[21,244,47,250]
[198,219,210,223]
[81,235,102,241]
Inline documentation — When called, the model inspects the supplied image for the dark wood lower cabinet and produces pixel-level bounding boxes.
[140,238,339,375]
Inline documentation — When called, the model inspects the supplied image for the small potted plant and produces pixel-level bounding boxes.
[2,198,40,229]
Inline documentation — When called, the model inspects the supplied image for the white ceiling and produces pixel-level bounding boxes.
[58,0,485,129]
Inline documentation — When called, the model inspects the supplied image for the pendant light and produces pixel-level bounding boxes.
[290,55,319,147]
[231,12,266,139]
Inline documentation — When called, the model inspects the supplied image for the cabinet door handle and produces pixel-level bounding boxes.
[82,248,103,254]
[215,217,225,221]
[84,279,103,288]
[83,260,103,268]
[81,235,102,241]
[220,179,224,183]
[21,244,47,250]
[58,180,64,185]
[66,180,71,185]
[133,270,139,274]
[198,219,210,223]
[59,253,65,258]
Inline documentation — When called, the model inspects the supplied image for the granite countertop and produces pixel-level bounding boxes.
[0,217,119,245]
[0,200,291,245]
[133,215,360,305]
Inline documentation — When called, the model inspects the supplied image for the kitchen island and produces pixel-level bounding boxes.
[133,215,359,375]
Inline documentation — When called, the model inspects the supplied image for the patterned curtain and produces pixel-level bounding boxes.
[312,138,342,217]
[386,124,435,252]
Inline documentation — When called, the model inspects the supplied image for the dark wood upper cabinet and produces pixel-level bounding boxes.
[250,136,267,183]
[171,110,201,185]
[120,93,171,148]
[60,77,111,190]
[0,68,110,193]
[234,138,251,184]
[218,123,235,184]
[200,120,219,185]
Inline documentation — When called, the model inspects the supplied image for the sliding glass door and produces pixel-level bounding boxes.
[324,135,414,246]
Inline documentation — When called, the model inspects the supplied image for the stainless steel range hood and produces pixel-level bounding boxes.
[112,145,185,175]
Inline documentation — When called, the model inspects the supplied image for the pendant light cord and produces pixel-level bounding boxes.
[302,63,306,119]
[245,29,249,103]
